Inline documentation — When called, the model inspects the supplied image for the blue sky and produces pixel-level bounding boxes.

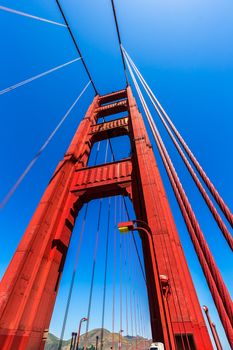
[0,0,232,348]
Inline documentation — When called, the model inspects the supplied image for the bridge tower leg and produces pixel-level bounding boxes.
[0,88,213,350]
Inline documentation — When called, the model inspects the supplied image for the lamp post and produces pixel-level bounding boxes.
[118,329,124,350]
[70,332,78,350]
[203,306,223,350]
[96,335,99,350]
[74,317,88,350]
[118,220,176,350]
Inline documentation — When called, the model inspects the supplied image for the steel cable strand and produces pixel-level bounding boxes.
[157,141,233,347]
[0,5,66,26]
[137,299,142,350]
[99,102,146,284]
[123,49,233,251]
[110,0,129,85]
[136,297,141,346]
[126,59,233,326]
[119,197,123,350]
[108,0,147,287]
[100,116,146,284]
[133,292,138,350]
[54,0,97,94]
[142,98,233,346]
[112,196,117,350]
[57,204,89,350]
[125,57,233,345]
[0,80,91,209]
[139,303,147,350]
[0,57,81,96]
[123,235,129,350]
[127,103,186,349]
[100,197,111,350]
[84,199,103,350]
[84,139,109,350]
[163,165,233,347]
[125,56,196,350]
[139,300,147,350]
[145,91,233,327]
[128,236,135,348]
[58,140,101,350]
[122,47,233,228]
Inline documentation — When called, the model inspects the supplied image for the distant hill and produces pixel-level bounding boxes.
[45,328,151,350]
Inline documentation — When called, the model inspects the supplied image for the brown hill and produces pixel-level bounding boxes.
[45,328,151,350]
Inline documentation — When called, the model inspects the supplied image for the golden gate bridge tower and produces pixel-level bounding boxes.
[0,1,232,350]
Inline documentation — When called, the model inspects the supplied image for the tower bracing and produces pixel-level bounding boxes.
[0,88,213,350]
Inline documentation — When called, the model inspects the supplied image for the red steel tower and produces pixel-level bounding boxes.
[0,88,213,349]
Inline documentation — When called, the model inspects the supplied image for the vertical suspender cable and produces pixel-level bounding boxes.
[138,299,146,350]
[119,198,123,348]
[123,48,233,250]
[101,121,146,284]
[112,197,117,350]
[84,199,103,350]
[124,236,129,350]
[100,197,111,350]
[128,236,134,343]
[136,296,141,341]
[133,291,138,350]
[122,47,232,228]
[57,204,88,350]
[84,139,110,350]
[124,55,233,347]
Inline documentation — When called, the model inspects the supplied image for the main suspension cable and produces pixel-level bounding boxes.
[126,59,188,348]
[124,50,220,349]
[0,80,91,209]
[110,0,129,86]
[0,57,81,96]
[123,48,233,250]
[123,47,232,228]
[0,5,66,27]
[125,55,233,346]
[54,0,97,94]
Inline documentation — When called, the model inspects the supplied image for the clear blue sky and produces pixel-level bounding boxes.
[0,0,232,348]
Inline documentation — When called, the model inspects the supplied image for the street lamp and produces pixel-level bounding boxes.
[74,317,88,350]
[70,332,78,350]
[118,329,124,350]
[203,306,223,350]
[96,335,99,350]
[118,220,176,350]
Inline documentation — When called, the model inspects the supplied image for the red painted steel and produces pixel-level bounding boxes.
[90,117,129,143]
[0,88,213,349]
[203,306,223,350]
[95,99,128,118]
[127,87,213,350]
